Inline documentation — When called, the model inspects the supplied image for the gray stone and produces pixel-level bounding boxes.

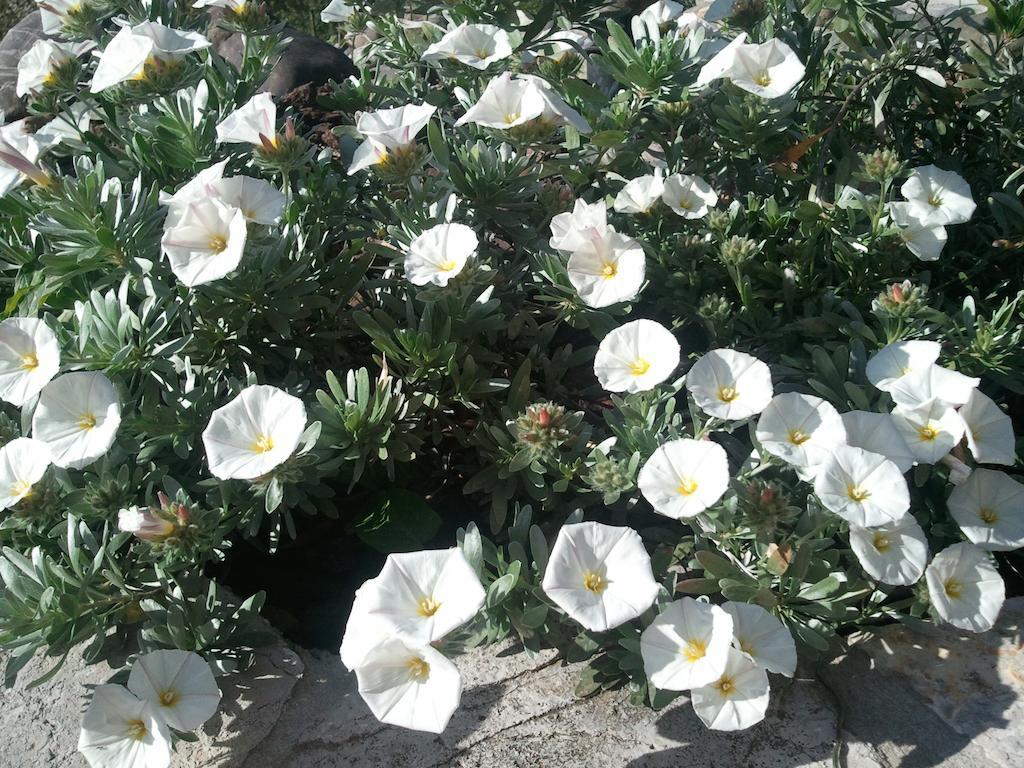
[0,11,46,122]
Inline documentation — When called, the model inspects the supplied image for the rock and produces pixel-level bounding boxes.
[0,11,46,122]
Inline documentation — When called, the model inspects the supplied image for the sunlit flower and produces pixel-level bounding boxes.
[593,319,681,393]
[542,521,659,632]
[888,202,947,262]
[549,198,608,252]
[78,684,171,768]
[865,339,941,392]
[948,469,1024,551]
[814,445,909,526]
[690,647,770,731]
[349,102,436,174]
[340,579,399,671]
[566,229,646,308]
[925,541,1005,632]
[357,547,486,644]
[215,93,278,147]
[161,198,248,287]
[404,222,477,287]
[533,29,591,62]
[849,517,929,585]
[685,349,773,421]
[422,23,513,69]
[0,438,51,510]
[661,174,718,219]
[212,176,287,225]
[32,372,121,470]
[91,22,211,93]
[637,438,730,519]
[320,0,353,22]
[639,0,687,26]
[16,39,93,96]
[160,160,228,227]
[521,75,591,133]
[0,317,60,406]
[891,399,965,465]
[354,638,462,734]
[959,389,1016,466]
[697,35,805,99]
[640,597,734,690]
[613,173,664,214]
[455,73,590,133]
[194,0,250,10]
[40,0,89,35]
[127,650,221,731]
[0,119,54,195]
[118,506,176,542]
[755,393,846,470]
[885,363,979,409]
[202,384,307,480]
[900,165,976,226]
[840,410,916,473]
[721,602,796,677]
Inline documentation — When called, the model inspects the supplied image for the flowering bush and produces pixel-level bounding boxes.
[2,0,1024,760]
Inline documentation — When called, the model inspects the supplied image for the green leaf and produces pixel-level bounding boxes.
[354,490,441,554]
[798,575,841,601]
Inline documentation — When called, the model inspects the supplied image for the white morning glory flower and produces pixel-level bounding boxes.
[685,348,773,421]
[32,371,121,470]
[566,228,646,308]
[354,637,462,734]
[16,39,93,96]
[840,410,916,473]
[160,160,229,227]
[885,363,979,409]
[814,445,909,526]
[0,437,51,511]
[0,119,54,196]
[900,165,976,226]
[722,602,797,677]
[697,36,805,99]
[202,384,307,480]
[613,173,664,214]
[320,0,353,23]
[848,517,929,586]
[865,339,941,392]
[519,75,592,133]
[542,521,660,632]
[640,597,734,690]
[593,319,681,393]
[91,22,211,93]
[637,438,731,519]
[404,222,477,287]
[661,174,718,218]
[690,647,770,731]
[40,0,87,35]
[211,176,287,225]
[194,0,250,10]
[888,202,947,262]
[349,102,437,174]
[78,684,171,768]
[891,399,965,465]
[638,0,687,27]
[422,23,514,69]
[340,579,399,671]
[959,389,1016,466]
[948,469,1024,551]
[455,73,590,133]
[356,547,486,645]
[754,393,846,471]
[118,506,176,542]
[126,650,221,732]
[0,317,61,406]
[215,92,278,147]
[549,198,608,252]
[161,198,248,287]
[925,542,1005,633]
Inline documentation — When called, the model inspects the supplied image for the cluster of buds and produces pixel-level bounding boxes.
[718,234,761,267]
[117,492,191,545]
[511,401,578,459]
[374,144,430,185]
[256,117,309,169]
[736,480,798,534]
[858,148,904,184]
[584,453,634,501]
[872,279,928,319]
[211,0,273,35]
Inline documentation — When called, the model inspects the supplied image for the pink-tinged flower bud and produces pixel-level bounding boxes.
[117,506,176,542]
[890,282,905,303]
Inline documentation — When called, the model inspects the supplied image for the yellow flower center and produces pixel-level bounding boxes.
[126,718,148,741]
[9,479,32,499]
[251,434,274,454]
[474,47,491,59]
[928,194,943,208]
[600,261,618,279]
[788,428,811,446]
[582,570,607,594]
[754,71,772,87]
[980,507,999,525]
[739,638,754,656]
[676,197,693,210]
[209,235,228,254]
[406,655,430,681]
[714,675,736,696]
[629,358,651,376]
[42,71,57,87]
[917,424,940,442]
[717,386,738,403]
[846,484,871,502]
[158,689,180,707]
[504,111,521,125]
[133,56,159,82]
[77,412,96,431]
[437,259,458,272]
[681,639,706,662]
[417,596,441,617]
[676,477,699,496]
[944,578,963,599]
[20,353,38,371]
[872,533,891,552]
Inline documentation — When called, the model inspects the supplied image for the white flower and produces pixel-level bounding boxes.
[900,165,976,226]
[160,160,229,227]
[925,542,1005,633]
[948,469,1024,551]
[754,393,846,470]
[637,438,730,519]
[865,339,941,392]
[613,174,664,214]
[422,23,513,69]
[566,229,646,308]
[455,73,590,133]
[849,517,929,585]
[685,349,773,421]
[194,0,249,10]
[593,319,681,393]
[16,39,93,96]
[356,548,486,644]
[639,0,687,26]
[814,445,909,526]
[354,638,462,734]
[32,372,121,470]
[840,410,916,473]
[542,521,659,632]
[127,650,221,731]
[697,36,805,99]
[118,506,176,542]
[891,399,965,465]
[161,198,248,287]
[91,22,211,93]
[0,317,60,406]
[0,437,51,510]
[320,0,353,22]
[690,647,770,731]
[340,580,396,671]
[889,202,947,261]
[0,119,53,196]
[349,102,436,174]
[404,223,477,287]
[886,363,979,409]
[202,385,307,480]
[211,176,286,225]
[549,199,608,252]
[722,602,796,677]
[521,75,591,133]
[640,597,734,690]
[40,0,87,35]
[959,390,1016,466]
[216,93,278,146]
[662,174,718,218]
[78,685,171,768]
[533,29,591,62]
